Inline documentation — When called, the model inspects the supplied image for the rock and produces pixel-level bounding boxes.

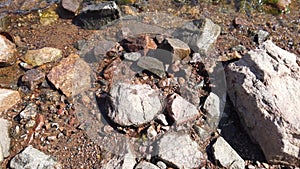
[61,0,82,13]
[74,1,121,30]
[84,41,120,63]
[155,114,168,126]
[179,86,200,106]
[0,89,20,113]
[0,118,11,158]
[254,30,269,44]
[108,82,162,126]
[20,103,38,120]
[156,132,203,169]
[226,40,300,166]
[203,92,225,129]
[10,146,61,169]
[212,136,245,169]
[135,161,160,169]
[166,93,200,125]
[156,161,167,169]
[122,147,137,169]
[22,47,62,67]
[120,34,157,54]
[0,144,3,163]
[47,54,91,98]
[0,35,17,67]
[21,69,45,90]
[160,38,190,62]
[147,126,157,139]
[137,56,166,78]
[39,8,59,26]
[173,18,221,54]
[123,52,141,61]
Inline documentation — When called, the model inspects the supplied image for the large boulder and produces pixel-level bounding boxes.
[226,40,300,166]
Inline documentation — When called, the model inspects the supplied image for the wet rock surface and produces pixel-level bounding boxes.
[227,40,300,166]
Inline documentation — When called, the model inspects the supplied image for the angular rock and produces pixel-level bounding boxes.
[0,89,20,113]
[0,143,3,163]
[84,41,120,63]
[254,30,269,44]
[156,161,167,169]
[160,38,190,62]
[120,34,157,54]
[179,86,200,106]
[0,118,11,158]
[10,146,61,169]
[21,69,45,90]
[62,0,82,13]
[123,52,141,61]
[156,114,168,126]
[20,103,37,120]
[109,82,162,126]
[203,92,225,129]
[173,18,221,54]
[47,54,91,98]
[212,136,245,169]
[226,40,300,166]
[74,1,121,30]
[135,161,160,169]
[0,35,17,67]
[122,147,137,169]
[22,47,62,67]
[166,93,200,125]
[137,56,166,78]
[156,132,203,169]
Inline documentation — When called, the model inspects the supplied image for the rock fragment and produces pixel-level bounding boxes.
[123,52,141,61]
[203,92,225,129]
[137,56,166,78]
[0,118,11,158]
[0,35,17,67]
[212,136,245,169]
[156,132,203,169]
[21,69,45,90]
[61,0,82,13]
[108,82,162,126]
[0,89,20,113]
[160,38,190,62]
[166,93,200,125]
[47,54,91,98]
[22,47,62,67]
[135,161,160,169]
[10,146,61,169]
[20,103,38,120]
[226,40,300,166]
[74,1,121,30]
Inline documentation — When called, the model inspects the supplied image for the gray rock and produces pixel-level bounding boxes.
[0,35,17,67]
[74,1,121,30]
[21,69,45,90]
[20,103,37,120]
[10,146,61,169]
[109,82,162,126]
[123,52,141,61]
[135,161,160,169]
[255,30,269,44]
[0,118,11,158]
[147,126,157,139]
[203,92,225,130]
[0,88,20,114]
[47,54,91,98]
[160,38,191,62]
[156,132,203,169]
[61,0,82,13]
[0,144,3,163]
[166,93,200,125]
[226,40,300,166]
[156,161,167,169]
[22,47,62,67]
[179,86,200,106]
[212,137,245,169]
[137,56,166,78]
[122,146,136,169]
[173,18,221,54]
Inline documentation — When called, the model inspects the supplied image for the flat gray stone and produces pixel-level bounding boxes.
[109,82,162,126]
[156,132,203,169]
[135,161,160,169]
[0,35,17,67]
[10,146,61,169]
[22,47,62,67]
[123,52,141,61]
[166,93,200,125]
[0,88,20,114]
[212,137,245,169]
[62,0,82,13]
[137,56,166,78]
[0,118,11,158]
[226,40,300,166]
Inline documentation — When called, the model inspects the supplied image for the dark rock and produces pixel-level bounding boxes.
[108,82,162,126]
[137,56,165,78]
[226,40,300,166]
[73,1,121,30]
[0,35,17,67]
[120,34,157,54]
[155,132,204,169]
[10,146,61,169]
[61,0,82,13]
[21,69,45,90]
[0,88,20,114]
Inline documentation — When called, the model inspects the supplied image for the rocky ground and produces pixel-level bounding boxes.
[0,0,299,169]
